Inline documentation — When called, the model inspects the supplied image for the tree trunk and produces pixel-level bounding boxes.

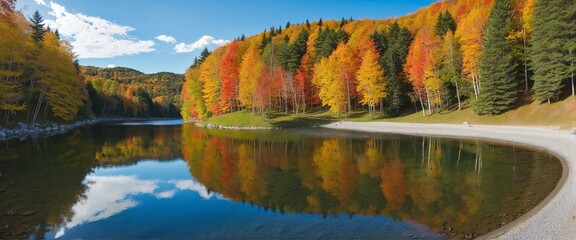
[418,92,426,117]
[472,76,478,99]
[523,29,529,94]
[571,51,574,96]
[345,75,352,116]
[32,84,46,123]
[425,86,432,116]
[448,40,462,110]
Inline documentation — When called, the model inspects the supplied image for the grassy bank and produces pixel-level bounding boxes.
[201,96,576,130]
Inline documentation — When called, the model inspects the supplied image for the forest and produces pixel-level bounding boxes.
[81,66,183,118]
[180,0,575,121]
[0,0,182,128]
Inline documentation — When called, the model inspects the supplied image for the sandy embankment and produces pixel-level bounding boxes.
[323,122,576,240]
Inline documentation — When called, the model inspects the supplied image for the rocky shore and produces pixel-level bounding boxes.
[192,122,279,130]
[0,118,104,142]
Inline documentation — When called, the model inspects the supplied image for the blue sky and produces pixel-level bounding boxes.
[17,0,436,74]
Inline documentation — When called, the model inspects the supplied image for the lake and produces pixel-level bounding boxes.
[0,120,562,239]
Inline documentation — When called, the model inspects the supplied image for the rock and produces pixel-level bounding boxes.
[18,122,27,129]
[0,131,5,137]
[20,210,35,216]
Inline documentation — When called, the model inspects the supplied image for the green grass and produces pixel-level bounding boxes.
[202,96,576,130]
[200,110,340,128]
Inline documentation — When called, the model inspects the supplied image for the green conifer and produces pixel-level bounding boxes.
[475,0,519,115]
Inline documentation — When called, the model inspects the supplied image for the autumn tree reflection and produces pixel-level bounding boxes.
[179,126,562,238]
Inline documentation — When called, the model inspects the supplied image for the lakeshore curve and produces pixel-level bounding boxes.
[323,122,576,240]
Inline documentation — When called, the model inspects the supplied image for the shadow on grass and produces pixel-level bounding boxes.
[271,115,338,128]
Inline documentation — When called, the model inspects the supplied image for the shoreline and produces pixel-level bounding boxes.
[323,122,575,239]
[0,118,179,142]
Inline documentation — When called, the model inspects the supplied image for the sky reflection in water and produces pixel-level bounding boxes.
[0,122,561,239]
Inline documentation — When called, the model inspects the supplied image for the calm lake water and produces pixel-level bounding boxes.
[0,120,562,239]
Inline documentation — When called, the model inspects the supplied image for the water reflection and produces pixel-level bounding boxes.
[54,162,217,238]
[0,122,562,239]
[0,123,182,239]
[180,125,561,238]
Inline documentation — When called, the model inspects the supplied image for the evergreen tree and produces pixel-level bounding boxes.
[285,21,291,29]
[259,31,268,50]
[374,23,412,117]
[279,30,309,73]
[531,0,574,102]
[475,0,519,115]
[435,11,457,36]
[318,18,323,27]
[191,48,211,68]
[305,19,310,29]
[29,10,46,41]
[314,27,349,62]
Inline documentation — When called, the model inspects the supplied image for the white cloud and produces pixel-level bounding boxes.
[171,179,215,199]
[35,0,47,6]
[107,64,116,68]
[55,175,157,238]
[43,1,155,58]
[174,35,229,53]
[155,190,176,199]
[155,35,176,43]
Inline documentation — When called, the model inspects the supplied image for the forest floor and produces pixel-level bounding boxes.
[203,95,576,130]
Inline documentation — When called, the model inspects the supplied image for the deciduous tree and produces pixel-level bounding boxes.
[356,44,386,119]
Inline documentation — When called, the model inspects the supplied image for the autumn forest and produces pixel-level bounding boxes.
[180,0,575,121]
[1,0,575,126]
[0,0,182,128]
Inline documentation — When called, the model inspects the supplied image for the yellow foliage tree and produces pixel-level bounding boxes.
[0,14,31,114]
[314,56,347,117]
[200,53,223,116]
[238,44,263,110]
[36,33,82,121]
[356,46,386,119]
[456,8,488,98]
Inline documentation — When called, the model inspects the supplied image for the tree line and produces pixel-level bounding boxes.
[0,1,182,128]
[180,0,575,121]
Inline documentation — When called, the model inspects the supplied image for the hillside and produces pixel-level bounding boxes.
[180,0,574,129]
[0,6,185,127]
[81,66,184,118]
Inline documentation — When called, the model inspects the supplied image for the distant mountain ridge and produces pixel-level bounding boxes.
[80,66,185,118]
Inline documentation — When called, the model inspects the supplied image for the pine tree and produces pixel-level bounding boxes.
[475,0,519,115]
[259,31,268,50]
[285,21,291,29]
[29,10,46,42]
[305,19,310,29]
[435,11,457,36]
[531,0,574,102]
[377,23,412,117]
